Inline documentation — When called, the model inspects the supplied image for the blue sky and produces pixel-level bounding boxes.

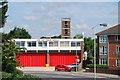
[3,1,118,38]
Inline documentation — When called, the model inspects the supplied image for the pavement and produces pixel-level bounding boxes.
[16,67,55,71]
[16,67,120,79]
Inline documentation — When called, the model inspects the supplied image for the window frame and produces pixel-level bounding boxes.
[116,46,120,54]
[100,58,108,65]
[99,35,108,43]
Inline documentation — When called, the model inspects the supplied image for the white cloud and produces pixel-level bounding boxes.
[23,15,38,20]
[72,22,89,30]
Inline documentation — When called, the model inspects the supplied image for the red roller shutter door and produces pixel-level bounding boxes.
[16,53,46,67]
[50,52,81,66]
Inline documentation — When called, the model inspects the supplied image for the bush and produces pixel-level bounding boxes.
[14,69,23,75]
[2,72,41,80]
[16,74,41,80]
[87,64,108,69]
[2,72,13,78]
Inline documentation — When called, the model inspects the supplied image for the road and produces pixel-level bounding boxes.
[24,71,120,80]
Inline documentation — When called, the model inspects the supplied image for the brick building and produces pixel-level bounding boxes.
[61,18,71,39]
[96,24,120,68]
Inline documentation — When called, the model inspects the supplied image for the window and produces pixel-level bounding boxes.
[38,42,42,47]
[49,41,58,47]
[49,42,53,47]
[32,41,36,47]
[64,29,68,35]
[16,41,25,47]
[77,42,80,46]
[116,59,120,66]
[16,41,20,46]
[115,35,120,41]
[116,46,120,54]
[71,41,80,47]
[99,46,107,54]
[60,41,69,47]
[21,41,25,46]
[100,58,107,65]
[43,41,47,47]
[99,35,107,43]
[27,41,36,47]
[71,41,76,47]
[64,21,68,28]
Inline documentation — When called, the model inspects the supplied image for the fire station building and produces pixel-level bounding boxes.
[15,18,84,67]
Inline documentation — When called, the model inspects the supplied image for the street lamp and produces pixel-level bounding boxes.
[92,23,107,79]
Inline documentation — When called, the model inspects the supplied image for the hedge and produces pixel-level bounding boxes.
[2,72,41,80]
[87,64,109,69]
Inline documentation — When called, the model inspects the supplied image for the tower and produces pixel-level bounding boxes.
[61,18,71,39]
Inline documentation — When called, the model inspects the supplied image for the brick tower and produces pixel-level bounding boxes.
[61,18,71,39]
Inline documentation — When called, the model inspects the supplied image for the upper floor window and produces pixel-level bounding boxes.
[71,41,80,47]
[60,41,69,47]
[64,29,68,35]
[49,41,58,47]
[38,41,47,47]
[71,41,76,47]
[116,59,120,66]
[43,41,47,47]
[99,46,107,54]
[99,35,107,43]
[115,35,120,41]
[27,41,36,47]
[38,42,42,47]
[116,46,120,54]
[16,41,25,47]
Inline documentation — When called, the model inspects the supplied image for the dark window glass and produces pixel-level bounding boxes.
[16,41,20,46]
[38,42,42,47]
[27,50,36,52]
[21,41,25,46]
[27,42,31,47]
[32,41,36,47]
[43,41,47,47]
[71,42,75,47]
[77,42,80,46]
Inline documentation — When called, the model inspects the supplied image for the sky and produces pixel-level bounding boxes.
[2,1,119,38]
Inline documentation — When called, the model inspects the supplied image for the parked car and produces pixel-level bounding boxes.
[55,65,72,72]
[67,63,80,71]
[68,63,80,68]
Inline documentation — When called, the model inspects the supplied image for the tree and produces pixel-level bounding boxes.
[0,1,8,28]
[2,40,22,74]
[84,37,94,63]
[8,27,31,39]
[40,35,61,39]
[73,34,83,39]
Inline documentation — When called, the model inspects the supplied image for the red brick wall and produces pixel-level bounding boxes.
[109,43,118,67]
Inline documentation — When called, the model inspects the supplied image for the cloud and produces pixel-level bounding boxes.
[72,22,89,30]
[23,15,38,20]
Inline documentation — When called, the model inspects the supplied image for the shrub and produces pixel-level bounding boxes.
[16,74,41,80]
[2,72,13,78]
[2,72,41,80]
[87,64,108,69]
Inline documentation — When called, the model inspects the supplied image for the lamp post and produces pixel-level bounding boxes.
[92,23,107,79]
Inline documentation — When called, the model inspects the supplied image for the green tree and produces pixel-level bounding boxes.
[8,27,31,39]
[2,40,22,74]
[40,35,61,39]
[84,37,94,63]
[73,34,83,39]
[0,1,8,28]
